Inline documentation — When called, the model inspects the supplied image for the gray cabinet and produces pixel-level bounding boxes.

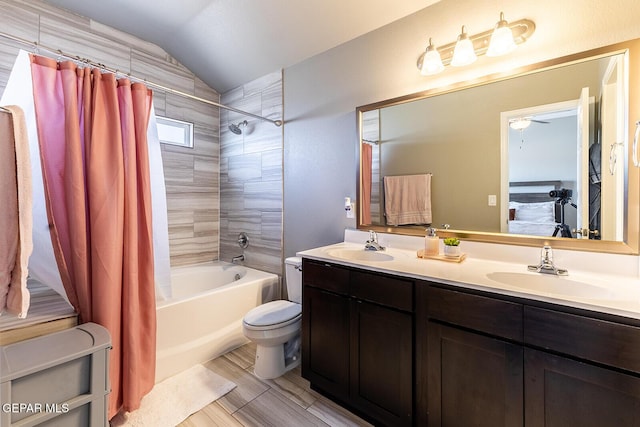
[0,323,111,427]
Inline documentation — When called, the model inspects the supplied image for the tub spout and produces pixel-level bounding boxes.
[232,254,245,264]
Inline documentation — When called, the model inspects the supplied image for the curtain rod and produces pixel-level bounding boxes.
[0,30,283,127]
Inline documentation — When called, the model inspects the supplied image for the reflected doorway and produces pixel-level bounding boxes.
[500,97,592,239]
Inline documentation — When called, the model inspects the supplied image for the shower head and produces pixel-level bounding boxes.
[229,120,248,135]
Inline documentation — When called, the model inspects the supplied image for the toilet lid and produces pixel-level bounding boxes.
[244,300,301,327]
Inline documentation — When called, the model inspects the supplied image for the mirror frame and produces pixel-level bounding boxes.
[356,38,640,255]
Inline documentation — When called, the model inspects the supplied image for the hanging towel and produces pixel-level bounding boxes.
[383,174,432,225]
[0,105,33,318]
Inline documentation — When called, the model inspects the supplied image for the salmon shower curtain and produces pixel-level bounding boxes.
[361,142,372,224]
[29,54,156,418]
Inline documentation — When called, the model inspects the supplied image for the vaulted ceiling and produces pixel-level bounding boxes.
[45,0,440,93]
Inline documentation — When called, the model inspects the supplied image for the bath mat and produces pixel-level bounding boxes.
[110,364,236,427]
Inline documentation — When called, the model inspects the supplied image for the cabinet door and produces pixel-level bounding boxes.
[525,306,640,374]
[428,322,524,427]
[302,286,350,401]
[350,300,413,427]
[525,348,640,427]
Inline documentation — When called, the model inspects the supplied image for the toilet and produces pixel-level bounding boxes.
[242,256,302,379]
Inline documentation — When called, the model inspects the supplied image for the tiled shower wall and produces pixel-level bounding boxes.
[0,0,220,267]
[220,71,284,276]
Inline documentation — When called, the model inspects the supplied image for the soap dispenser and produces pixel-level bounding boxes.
[424,227,439,256]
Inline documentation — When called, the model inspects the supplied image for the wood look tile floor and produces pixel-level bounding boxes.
[178,343,373,427]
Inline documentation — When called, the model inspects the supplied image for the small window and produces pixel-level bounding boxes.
[156,116,194,148]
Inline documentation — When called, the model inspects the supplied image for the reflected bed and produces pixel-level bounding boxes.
[508,181,562,237]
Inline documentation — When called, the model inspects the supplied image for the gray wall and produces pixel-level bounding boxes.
[509,117,578,183]
[283,0,640,257]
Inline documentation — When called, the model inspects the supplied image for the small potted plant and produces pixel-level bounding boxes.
[443,237,461,257]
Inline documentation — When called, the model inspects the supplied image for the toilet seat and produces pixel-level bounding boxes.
[243,300,301,331]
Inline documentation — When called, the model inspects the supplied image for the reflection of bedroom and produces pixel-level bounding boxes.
[360,53,623,239]
[508,114,578,237]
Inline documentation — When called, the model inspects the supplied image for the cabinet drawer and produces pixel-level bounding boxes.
[524,306,640,374]
[351,270,413,312]
[303,259,349,295]
[428,287,523,341]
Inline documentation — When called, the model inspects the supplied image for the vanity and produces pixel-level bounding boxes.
[298,36,640,426]
[423,283,640,427]
[302,257,416,426]
[298,238,640,427]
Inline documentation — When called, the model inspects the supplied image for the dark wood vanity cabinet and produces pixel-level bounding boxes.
[420,285,524,427]
[350,289,413,426]
[420,284,640,427]
[427,323,523,426]
[303,257,640,427]
[524,348,640,426]
[302,285,350,401]
[523,306,640,427]
[302,259,414,427]
[302,260,351,401]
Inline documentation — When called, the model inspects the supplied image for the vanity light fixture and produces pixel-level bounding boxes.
[486,12,518,57]
[451,26,477,67]
[416,12,535,75]
[420,38,445,75]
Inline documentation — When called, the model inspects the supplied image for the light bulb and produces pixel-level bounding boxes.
[451,26,477,67]
[487,12,517,57]
[421,38,444,75]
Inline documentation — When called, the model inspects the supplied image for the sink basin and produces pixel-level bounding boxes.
[327,248,395,262]
[485,272,621,300]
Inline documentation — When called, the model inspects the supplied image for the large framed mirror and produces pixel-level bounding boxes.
[356,38,640,254]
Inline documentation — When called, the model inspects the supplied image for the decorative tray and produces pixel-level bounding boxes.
[416,249,467,263]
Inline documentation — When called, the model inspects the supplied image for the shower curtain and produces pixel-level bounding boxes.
[361,143,372,224]
[28,53,155,417]
[1,50,172,304]
[27,54,153,417]
[0,49,175,418]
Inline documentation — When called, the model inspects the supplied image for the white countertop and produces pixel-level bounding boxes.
[298,241,640,321]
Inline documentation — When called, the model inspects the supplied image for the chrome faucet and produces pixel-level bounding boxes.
[364,230,385,251]
[231,254,245,264]
[527,245,568,276]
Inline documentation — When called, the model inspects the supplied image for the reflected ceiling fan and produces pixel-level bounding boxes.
[509,116,549,130]
[509,116,550,147]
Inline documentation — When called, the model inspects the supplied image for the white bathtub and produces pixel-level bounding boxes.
[155,261,279,382]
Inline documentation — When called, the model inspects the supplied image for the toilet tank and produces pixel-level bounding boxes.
[285,256,302,304]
